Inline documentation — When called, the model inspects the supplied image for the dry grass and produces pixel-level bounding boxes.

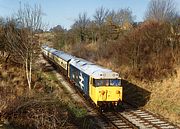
[144,67,180,124]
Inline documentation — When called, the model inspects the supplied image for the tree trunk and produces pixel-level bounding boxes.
[26,59,31,90]
[29,53,32,88]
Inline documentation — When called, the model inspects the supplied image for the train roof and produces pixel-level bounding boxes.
[56,52,75,61]
[70,58,119,79]
[42,45,119,79]
[42,46,75,61]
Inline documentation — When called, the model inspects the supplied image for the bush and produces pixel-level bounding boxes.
[1,97,70,129]
[108,20,179,81]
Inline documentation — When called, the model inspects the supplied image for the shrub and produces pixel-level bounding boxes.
[105,20,179,81]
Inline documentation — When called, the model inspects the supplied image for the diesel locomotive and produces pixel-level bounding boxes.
[41,45,123,109]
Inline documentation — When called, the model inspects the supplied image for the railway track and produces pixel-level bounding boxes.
[119,104,180,129]
[101,111,138,129]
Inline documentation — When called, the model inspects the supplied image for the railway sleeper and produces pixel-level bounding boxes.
[134,113,153,117]
[159,123,172,127]
[115,122,127,125]
[112,120,123,123]
[134,112,149,115]
[117,125,132,128]
[139,115,154,118]
[136,120,145,123]
[148,119,164,122]
[152,121,165,126]
[143,117,158,120]
[160,126,177,129]
[148,120,165,124]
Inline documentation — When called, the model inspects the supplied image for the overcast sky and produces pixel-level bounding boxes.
[0,0,179,30]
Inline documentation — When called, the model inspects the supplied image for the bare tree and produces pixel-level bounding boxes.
[4,4,43,90]
[103,8,134,39]
[72,12,90,42]
[4,18,28,64]
[93,6,109,27]
[145,0,178,22]
[17,4,43,90]
[0,17,7,58]
[0,17,4,47]
[17,4,43,32]
[107,8,134,26]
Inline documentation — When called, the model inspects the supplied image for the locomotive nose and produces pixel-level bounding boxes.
[98,88,122,102]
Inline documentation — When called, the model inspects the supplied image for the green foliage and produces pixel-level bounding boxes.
[68,103,87,118]
[53,31,66,49]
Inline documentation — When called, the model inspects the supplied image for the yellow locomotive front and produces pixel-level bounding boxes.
[89,72,123,109]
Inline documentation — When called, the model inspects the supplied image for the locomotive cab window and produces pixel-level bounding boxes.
[93,79,121,86]
[109,79,121,86]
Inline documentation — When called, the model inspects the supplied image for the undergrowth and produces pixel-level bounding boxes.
[0,58,96,129]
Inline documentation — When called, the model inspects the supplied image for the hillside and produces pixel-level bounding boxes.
[40,20,180,126]
[67,41,180,125]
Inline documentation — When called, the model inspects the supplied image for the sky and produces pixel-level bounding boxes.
[0,0,179,30]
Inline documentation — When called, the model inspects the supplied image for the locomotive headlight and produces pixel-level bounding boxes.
[116,90,121,94]
[99,90,105,95]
